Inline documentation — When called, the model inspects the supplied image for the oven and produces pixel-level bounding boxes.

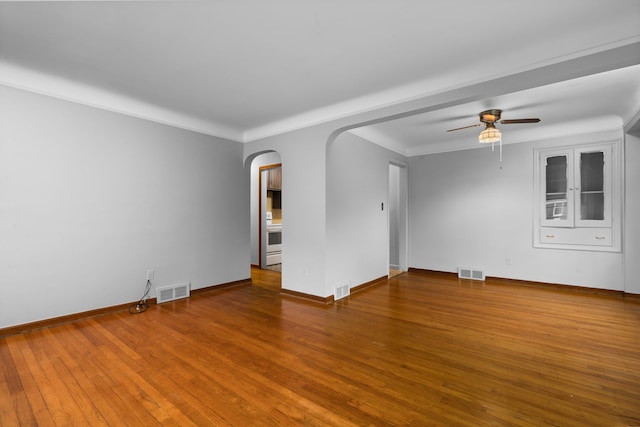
[266,225,282,265]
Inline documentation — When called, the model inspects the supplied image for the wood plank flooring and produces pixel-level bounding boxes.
[251,266,281,292]
[1,269,640,426]
[389,268,404,278]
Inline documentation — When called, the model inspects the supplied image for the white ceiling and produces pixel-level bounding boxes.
[1,1,639,155]
[352,65,640,155]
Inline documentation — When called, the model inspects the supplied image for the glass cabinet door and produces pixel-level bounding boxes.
[540,145,611,228]
[541,149,574,227]
[575,145,611,227]
[578,151,604,221]
[545,155,569,221]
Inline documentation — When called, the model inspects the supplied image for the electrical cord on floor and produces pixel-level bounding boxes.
[129,279,152,314]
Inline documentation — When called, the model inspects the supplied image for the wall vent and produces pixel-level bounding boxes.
[156,282,191,304]
[458,268,486,281]
[334,282,350,301]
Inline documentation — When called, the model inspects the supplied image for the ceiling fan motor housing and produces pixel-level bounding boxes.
[480,109,502,124]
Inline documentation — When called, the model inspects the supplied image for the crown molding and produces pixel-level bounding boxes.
[0,61,244,142]
[2,37,639,147]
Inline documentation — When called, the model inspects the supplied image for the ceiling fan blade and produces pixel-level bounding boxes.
[446,123,483,132]
[500,118,540,124]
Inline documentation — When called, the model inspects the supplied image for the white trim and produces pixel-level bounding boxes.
[0,62,244,142]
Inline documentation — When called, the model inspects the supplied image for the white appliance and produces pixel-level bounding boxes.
[266,223,282,265]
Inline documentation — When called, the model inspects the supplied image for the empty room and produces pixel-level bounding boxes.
[1,1,640,425]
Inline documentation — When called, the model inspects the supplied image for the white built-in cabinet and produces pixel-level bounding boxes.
[534,141,621,252]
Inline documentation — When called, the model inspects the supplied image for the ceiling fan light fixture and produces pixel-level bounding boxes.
[478,124,501,143]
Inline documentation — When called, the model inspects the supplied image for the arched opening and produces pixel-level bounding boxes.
[246,150,283,291]
[325,127,409,295]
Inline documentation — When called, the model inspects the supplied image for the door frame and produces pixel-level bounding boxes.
[388,161,408,273]
[258,163,282,269]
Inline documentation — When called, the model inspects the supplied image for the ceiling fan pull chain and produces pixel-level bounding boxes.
[490,139,502,162]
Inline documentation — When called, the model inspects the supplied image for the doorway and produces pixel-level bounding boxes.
[259,164,282,271]
[389,162,408,277]
[249,152,282,291]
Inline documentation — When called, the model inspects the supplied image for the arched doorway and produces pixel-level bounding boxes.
[247,151,283,291]
[259,163,282,270]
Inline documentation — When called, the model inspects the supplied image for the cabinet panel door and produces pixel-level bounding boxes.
[575,145,611,228]
[267,167,282,190]
[540,149,574,227]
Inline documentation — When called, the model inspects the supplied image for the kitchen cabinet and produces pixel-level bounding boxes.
[267,167,282,190]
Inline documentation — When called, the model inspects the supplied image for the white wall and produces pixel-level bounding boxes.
[0,85,249,328]
[244,126,332,297]
[625,132,640,294]
[326,131,406,295]
[408,129,626,290]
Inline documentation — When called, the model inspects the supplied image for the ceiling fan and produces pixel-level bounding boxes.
[447,109,540,136]
[446,109,540,141]
[446,109,540,161]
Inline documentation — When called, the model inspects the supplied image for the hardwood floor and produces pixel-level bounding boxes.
[251,266,281,292]
[389,268,404,278]
[1,270,639,426]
